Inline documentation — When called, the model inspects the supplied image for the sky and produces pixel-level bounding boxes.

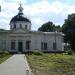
[0,0,75,30]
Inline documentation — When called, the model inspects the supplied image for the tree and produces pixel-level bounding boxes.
[62,13,75,51]
[0,29,5,31]
[55,25,62,32]
[38,21,62,32]
[38,21,55,32]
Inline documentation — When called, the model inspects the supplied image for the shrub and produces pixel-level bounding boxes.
[32,50,43,56]
[3,51,10,55]
[67,50,72,55]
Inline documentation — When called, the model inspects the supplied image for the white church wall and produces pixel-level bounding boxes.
[31,34,39,50]
[0,31,64,53]
[0,34,7,52]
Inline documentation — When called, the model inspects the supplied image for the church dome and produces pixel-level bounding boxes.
[10,4,31,30]
[10,4,31,23]
[10,13,31,23]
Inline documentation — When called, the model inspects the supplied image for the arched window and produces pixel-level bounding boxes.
[14,24,16,29]
[20,24,22,28]
[25,25,27,30]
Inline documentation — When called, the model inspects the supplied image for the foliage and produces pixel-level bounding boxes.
[0,52,12,64]
[0,29,5,31]
[38,21,55,32]
[32,50,43,56]
[62,13,75,51]
[26,53,75,75]
[38,21,62,32]
[67,50,73,55]
[55,25,62,32]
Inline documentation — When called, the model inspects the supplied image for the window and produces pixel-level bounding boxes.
[11,41,15,50]
[41,42,43,50]
[25,25,27,30]
[14,24,16,29]
[41,42,47,50]
[18,41,23,51]
[44,43,47,50]
[26,40,31,50]
[53,42,57,50]
[20,24,22,28]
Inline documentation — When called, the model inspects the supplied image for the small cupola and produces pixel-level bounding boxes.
[18,3,23,14]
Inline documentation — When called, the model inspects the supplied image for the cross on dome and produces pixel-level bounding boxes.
[18,3,23,13]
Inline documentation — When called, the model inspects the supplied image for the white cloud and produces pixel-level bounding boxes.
[0,0,75,30]
[31,18,47,30]
[23,1,67,16]
[23,1,50,16]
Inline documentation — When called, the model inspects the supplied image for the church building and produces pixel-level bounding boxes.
[0,4,64,53]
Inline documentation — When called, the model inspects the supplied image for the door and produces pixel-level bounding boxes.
[18,41,23,52]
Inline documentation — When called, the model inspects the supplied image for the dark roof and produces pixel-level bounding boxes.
[10,13,31,23]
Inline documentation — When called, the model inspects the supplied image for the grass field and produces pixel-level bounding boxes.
[26,53,75,75]
[0,53,12,64]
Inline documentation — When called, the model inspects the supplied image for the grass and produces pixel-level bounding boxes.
[0,53,12,64]
[26,52,75,75]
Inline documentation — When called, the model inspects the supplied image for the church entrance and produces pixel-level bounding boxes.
[18,41,23,52]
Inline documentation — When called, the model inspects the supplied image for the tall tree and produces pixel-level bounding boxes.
[62,13,75,51]
[38,21,55,32]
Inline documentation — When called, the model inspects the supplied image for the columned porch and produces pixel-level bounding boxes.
[10,40,31,53]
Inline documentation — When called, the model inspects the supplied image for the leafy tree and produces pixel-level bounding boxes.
[0,29,5,31]
[62,13,75,51]
[38,21,55,32]
[38,21,61,32]
[55,25,62,32]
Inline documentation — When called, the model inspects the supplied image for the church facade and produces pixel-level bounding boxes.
[0,4,64,53]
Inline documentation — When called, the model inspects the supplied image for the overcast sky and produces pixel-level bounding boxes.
[0,0,75,30]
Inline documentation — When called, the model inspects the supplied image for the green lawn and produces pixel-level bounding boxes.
[26,53,75,75]
[0,53,12,64]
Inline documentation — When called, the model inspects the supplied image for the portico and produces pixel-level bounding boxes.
[9,36,31,53]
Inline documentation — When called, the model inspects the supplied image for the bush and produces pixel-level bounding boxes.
[0,51,10,58]
[3,51,10,55]
[67,50,72,55]
[32,50,43,56]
